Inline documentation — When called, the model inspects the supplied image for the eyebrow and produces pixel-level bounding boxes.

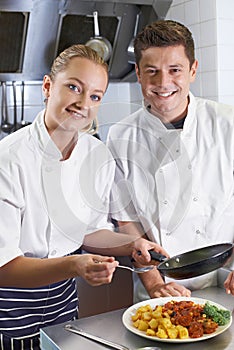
[143,63,184,68]
[68,77,105,94]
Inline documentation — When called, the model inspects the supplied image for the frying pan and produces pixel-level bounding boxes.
[148,243,233,280]
[86,11,112,62]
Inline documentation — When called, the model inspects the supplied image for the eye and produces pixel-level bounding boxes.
[171,68,182,73]
[146,68,158,75]
[68,84,81,93]
[91,94,102,102]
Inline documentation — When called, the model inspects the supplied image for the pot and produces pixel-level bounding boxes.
[149,243,234,279]
[86,11,112,62]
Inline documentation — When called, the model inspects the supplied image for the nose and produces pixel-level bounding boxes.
[155,71,171,87]
[75,92,90,110]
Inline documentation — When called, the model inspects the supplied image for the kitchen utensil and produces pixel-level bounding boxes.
[12,81,17,131]
[1,82,14,133]
[86,11,112,61]
[117,264,155,274]
[148,243,233,279]
[16,81,31,129]
[127,12,141,64]
[64,324,161,350]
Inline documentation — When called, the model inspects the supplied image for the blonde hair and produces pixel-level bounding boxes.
[50,44,108,134]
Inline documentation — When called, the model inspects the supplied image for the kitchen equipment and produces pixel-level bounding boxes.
[149,243,233,279]
[12,81,17,131]
[16,81,31,129]
[64,324,161,350]
[117,264,155,274]
[85,11,112,62]
[1,82,14,133]
[127,12,141,64]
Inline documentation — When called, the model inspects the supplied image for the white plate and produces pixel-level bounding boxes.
[122,297,232,343]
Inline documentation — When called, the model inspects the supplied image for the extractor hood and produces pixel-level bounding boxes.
[0,0,172,82]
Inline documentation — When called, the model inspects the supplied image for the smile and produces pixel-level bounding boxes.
[156,91,175,97]
[67,109,87,119]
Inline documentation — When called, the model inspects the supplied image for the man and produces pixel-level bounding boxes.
[107,20,234,302]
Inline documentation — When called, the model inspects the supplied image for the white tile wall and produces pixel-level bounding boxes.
[200,20,217,47]
[185,0,200,25]
[216,0,234,19]
[167,0,234,104]
[199,0,216,22]
[98,82,142,141]
[217,19,234,46]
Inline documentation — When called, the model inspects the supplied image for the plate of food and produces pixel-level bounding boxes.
[122,297,232,343]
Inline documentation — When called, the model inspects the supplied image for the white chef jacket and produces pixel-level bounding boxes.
[107,92,234,301]
[0,110,114,267]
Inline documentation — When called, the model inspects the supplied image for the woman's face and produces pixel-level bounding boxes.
[43,57,108,134]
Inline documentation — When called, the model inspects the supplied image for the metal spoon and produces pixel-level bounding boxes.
[117,265,155,274]
[64,324,161,350]
[16,81,31,129]
[1,82,14,133]
[12,81,17,131]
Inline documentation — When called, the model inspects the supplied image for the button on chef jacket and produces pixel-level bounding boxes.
[107,92,234,298]
[0,110,114,267]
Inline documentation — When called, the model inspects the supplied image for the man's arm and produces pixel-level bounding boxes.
[117,221,191,298]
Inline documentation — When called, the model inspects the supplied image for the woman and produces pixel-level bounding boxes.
[0,45,166,349]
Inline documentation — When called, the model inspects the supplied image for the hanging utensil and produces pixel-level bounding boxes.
[127,12,141,64]
[16,81,31,129]
[12,81,17,132]
[1,82,14,133]
[149,243,233,280]
[86,11,112,62]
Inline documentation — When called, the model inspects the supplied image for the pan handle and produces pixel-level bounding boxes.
[148,250,167,262]
[134,250,167,263]
[93,11,100,37]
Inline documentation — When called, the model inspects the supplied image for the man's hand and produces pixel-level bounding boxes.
[224,271,234,295]
[148,280,191,298]
[132,237,169,265]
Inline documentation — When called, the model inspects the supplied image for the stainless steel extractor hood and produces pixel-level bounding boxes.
[0,0,172,82]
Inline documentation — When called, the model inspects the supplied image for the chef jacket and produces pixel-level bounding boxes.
[107,92,234,300]
[0,110,114,267]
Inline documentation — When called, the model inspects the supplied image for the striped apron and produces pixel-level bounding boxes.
[0,248,82,350]
[0,278,78,350]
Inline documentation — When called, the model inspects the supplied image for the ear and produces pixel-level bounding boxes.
[190,59,198,82]
[135,64,141,83]
[42,75,52,99]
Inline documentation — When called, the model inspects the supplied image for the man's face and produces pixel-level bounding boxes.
[136,45,198,122]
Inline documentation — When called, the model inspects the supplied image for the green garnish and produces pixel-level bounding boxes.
[203,302,231,326]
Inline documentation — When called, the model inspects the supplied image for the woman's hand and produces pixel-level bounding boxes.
[224,271,234,295]
[74,254,119,286]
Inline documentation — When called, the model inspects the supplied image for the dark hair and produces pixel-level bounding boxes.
[134,20,195,68]
[50,44,108,81]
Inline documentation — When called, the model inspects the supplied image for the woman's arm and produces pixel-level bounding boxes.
[0,254,118,288]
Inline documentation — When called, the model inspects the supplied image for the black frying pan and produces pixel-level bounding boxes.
[149,243,233,280]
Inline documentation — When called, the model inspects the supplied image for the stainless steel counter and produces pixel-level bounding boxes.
[40,269,234,350]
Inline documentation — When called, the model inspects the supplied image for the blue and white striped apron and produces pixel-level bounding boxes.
[0,249,82,350]
[0,278,78,350]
